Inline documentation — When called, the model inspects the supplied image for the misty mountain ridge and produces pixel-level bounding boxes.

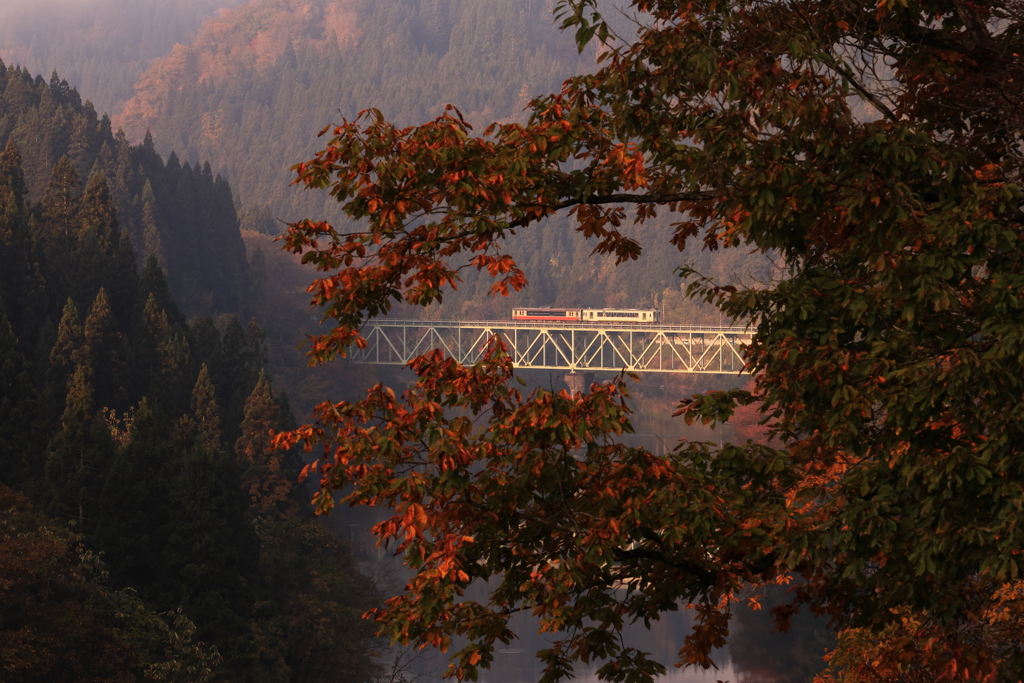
[110,0,590,224]
[117,0,362,141]
[0,0,251,117]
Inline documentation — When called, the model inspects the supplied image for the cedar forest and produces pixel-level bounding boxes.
[3,1,1024,683]
[0,60,381,683]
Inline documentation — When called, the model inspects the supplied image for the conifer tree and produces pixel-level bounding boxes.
[43,365,114,532]
[136,256,186,331]
[67,116,93,180]
[106,228,139,331]
[95,397,173,596]
[78,172,119,252]
[191,363,222,453]
[275,389,310,519]
[167,375,270,679]
[83,288,126,411]
[98,393,270,683]
[140,181,167,271]
[0,297,37,486]
[74,172,122,309]
[0,139,47,357]
[235,372,295,520]
[40,155,81,250]
[110,130,134,214]
[38,297,88,438]
[3,66,249,321]
[245,317,268,376]
[188,317,223,373]
[49,298,86,374]
[2,66,37,118]
[131,293,190,399]
[212,316,251,445]
[0,138,28,202]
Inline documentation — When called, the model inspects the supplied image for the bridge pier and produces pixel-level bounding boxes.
[563,372,595,395]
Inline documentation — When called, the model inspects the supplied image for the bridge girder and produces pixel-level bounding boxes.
[349,320,751,374]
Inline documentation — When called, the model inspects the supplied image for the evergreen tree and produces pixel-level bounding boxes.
[130,292,191,407]
[191,363,222,453]
[136,256,186,331]
[140,181,167,271]
[37,298,89,454]
[259,519,382,683]
[49,298,86,375]
[0,297,37,486]
[95,397,172,595]
[235,372,295,520]
[78,172,119,251]
[164,371,272,682]
[83,288,127,411]
[2,65,250,320]
[42,365,115,532]
[106,227,139,333]
[74,172,122,311]
[275,389,309,518]
[188,317,222,373]
[245,317,268,375]
[212,316,253,446]
[66,116,93,180]
[39,156,82,264]
[0,139,47,358]
[0,138,28,201]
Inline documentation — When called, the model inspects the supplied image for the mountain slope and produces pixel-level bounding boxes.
[0,0,249,118]
[0,62,249,317]
[116,0,589,224]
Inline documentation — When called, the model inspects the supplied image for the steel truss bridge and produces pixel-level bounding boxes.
[350,319,751,374]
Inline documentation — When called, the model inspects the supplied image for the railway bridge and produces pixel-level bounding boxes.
[350,319,751,379]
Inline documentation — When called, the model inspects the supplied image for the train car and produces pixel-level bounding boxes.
[581,308,660,323]
[511,307,583,322]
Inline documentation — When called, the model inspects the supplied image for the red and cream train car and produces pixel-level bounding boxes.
[511,308,659,324]
[510,307,583,322]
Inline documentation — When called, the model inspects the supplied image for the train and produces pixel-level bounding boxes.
[511,307,660,323]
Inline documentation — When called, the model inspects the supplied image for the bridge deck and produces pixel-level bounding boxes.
[351,319,751,374]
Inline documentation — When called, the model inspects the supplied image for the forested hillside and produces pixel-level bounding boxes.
[109,0,771,322]
[0,0,249,117]
[0,61,249,317]
[116,0,592,225]
[0,66,381,682]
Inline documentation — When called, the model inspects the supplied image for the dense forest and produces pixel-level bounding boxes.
[0,0,249,117]
[0,61,250,317]
[0,65,381,682]
[0,0,772,325]
[104,0,770,324]
[0,2,844,682]
[114,0,594,226]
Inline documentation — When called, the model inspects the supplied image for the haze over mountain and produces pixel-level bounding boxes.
[99,0,771,325]
[113,0,592,227]
[0,58,383,681]
[0,3,831,682]
[0,0,250,118]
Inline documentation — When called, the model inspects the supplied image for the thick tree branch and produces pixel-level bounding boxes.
[613,546,718,587]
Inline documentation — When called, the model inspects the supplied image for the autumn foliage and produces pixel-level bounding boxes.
[276,1,1024,682]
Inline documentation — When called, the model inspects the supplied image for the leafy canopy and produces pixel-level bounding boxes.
[277,0,1024,681]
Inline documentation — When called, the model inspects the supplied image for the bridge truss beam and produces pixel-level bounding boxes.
[350,320,751,374]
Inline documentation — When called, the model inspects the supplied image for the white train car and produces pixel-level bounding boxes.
[581,308,659,323]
